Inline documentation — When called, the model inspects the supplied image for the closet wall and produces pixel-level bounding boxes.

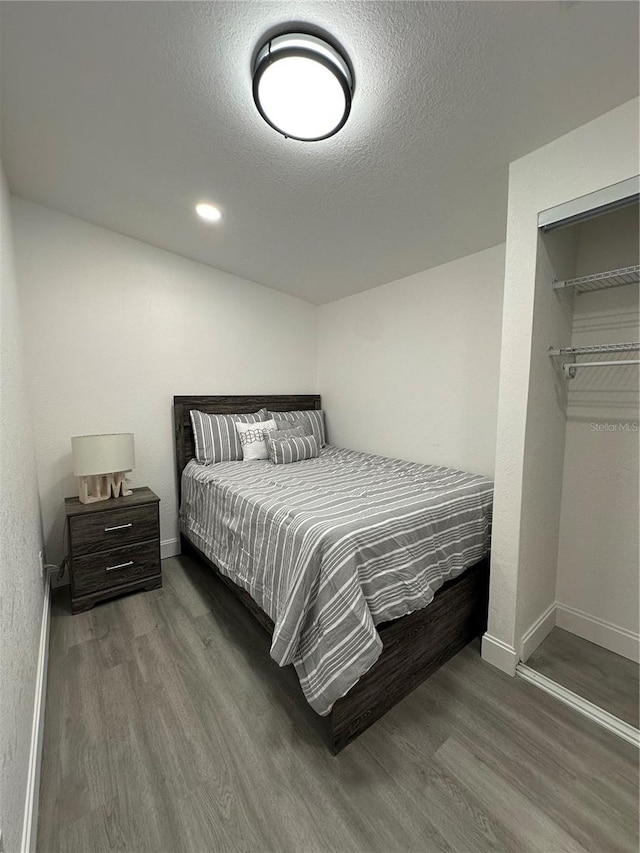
[555,206,639,659]
[483,96,639,675]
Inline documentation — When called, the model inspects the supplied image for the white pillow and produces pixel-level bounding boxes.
[235,419,276,461]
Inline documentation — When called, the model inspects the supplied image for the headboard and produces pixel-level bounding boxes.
[173,394,322,502]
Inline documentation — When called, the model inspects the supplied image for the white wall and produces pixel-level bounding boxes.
[512,224,579,654]
[12,199,318,570]
[483,97,640,674]
[318,244,505,478]
[0,166,45,853]
[555,206,639,659]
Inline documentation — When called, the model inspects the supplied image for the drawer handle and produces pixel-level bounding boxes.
[106,560,134,572]
[104,523,133,532]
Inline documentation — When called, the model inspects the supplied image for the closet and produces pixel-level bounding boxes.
[522,199,639,732]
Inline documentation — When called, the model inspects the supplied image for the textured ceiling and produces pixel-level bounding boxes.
[1,1,638,304]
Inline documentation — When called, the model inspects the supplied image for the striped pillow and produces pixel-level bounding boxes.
[267,410,326,447]
[190,410,266,465]
[269,425,307,440]
[273,417,312,436]
[267,434,320,465]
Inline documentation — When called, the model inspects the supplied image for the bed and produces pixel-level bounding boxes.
[174,395,491,752]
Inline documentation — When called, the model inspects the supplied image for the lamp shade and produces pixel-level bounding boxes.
[71,433,135,476]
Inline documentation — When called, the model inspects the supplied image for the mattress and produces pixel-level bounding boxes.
[180,445,493,715]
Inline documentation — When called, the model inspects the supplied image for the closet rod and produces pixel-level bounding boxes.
[563,359,640,380]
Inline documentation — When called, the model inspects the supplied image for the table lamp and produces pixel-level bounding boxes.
[71,433,135,504]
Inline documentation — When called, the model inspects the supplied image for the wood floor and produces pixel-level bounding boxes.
[526,627,639,727]
[37,555,639,853]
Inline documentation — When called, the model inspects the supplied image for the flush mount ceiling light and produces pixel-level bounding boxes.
[252,32,354,142]
[195,202,222,223]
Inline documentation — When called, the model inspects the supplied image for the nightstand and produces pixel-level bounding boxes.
[65,487,162,614]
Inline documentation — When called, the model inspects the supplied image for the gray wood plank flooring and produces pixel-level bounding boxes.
[526,627,639,727]
[37,555,639,853]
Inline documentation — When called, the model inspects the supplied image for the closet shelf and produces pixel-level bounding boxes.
[548,342,640,357]
[552,264,639,294]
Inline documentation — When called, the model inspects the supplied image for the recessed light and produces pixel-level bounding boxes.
[253,32,353,142]
[196,202,222,223]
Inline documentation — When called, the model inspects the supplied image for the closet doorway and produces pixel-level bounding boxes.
[521,198,639,740]
[526,627,638,727]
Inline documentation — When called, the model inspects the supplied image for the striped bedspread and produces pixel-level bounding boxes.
[180,445,493,715]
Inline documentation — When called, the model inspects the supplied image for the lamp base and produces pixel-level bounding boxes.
[77,472,133,504]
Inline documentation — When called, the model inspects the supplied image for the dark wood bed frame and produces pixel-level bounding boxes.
[174,395,489,753]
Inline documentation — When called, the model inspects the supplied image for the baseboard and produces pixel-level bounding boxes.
[517,664,639,749]
[520,602,557,662]
[20,571,52,853]
[556,603,639,664]
[481,633,518,676]
[160,537,181,560]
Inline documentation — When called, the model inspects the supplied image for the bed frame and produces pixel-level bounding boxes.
[174,395,490,753]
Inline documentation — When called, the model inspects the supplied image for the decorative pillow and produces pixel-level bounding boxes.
[267,410,326,447]
[267,434,320,465]
[273,417,312,435]
[190,409,266,465]
[269,425,307,440]
[235,419,276,461]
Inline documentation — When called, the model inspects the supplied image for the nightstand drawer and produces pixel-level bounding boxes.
[72,540,160,596]
[70,503,158,556]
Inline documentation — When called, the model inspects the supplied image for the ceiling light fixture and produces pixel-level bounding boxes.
[196,202,222,223]
[252,31,353,142]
